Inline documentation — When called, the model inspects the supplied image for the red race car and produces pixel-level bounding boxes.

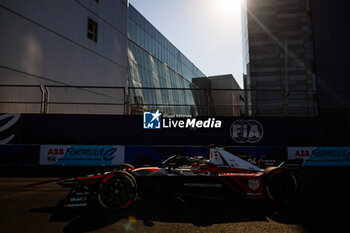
[58,147,298,210]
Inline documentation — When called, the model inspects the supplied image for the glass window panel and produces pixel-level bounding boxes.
[159,46,162,60]
[130,7,134,21]
[145,33,148,52]
[132,21,136,41]
[143,51,147,67]
[137,12,141,26]
[141,67,146,87]
[146,70,151,88]
[139,67,144,85]
[142,30,146,48]
[151,27,155,39]
[156,43,159,59]
[136,26,141,44]
[146,69,151,87]
[146,22,150,34]
[141,17,145,29]
[127,20,131,38]
[144,68,149,88]
[151,38,155,55]
[137,48,142,66]
[144,53,149,70]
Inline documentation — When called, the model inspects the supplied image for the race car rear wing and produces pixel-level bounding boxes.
[209,147,263,172]
[210,147,303,174]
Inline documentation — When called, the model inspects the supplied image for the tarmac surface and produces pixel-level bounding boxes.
[0,168,349,233]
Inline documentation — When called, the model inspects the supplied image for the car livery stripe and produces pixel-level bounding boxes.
[121,199,133,209]
[221,173,263,177]
[102,173,115,183]
[132,167,160,172]
[77,174,106,180]
[272,169,284,174]
[217,176,241,193]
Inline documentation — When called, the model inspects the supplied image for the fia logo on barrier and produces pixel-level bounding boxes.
[230,119,263,143]
[143,110,162,129]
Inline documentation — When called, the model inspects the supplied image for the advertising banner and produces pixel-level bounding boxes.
[288,147,350,166]
[40,145,124,166]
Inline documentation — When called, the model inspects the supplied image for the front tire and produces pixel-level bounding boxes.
[113,163,134,172]
[97,171,137,210]
[264,167,297,204]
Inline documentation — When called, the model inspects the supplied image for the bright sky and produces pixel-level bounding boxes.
[128,0,244,88]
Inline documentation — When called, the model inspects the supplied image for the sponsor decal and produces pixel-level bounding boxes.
[230,119,263,143]
[67,203,88,207]
[248,180,260,191]
[288,148,313,160]
[143,110,222,129]
[70,197,87,202]
[40,145,124,166]
[0,114,21,144]
[183,183,222,188]
[288,147,350,166]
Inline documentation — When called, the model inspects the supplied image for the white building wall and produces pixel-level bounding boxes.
[0,0,128,87]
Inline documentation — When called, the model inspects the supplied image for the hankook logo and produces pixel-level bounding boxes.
[230,119,264,143]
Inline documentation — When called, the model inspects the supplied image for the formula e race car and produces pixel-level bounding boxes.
[58,147,298,210]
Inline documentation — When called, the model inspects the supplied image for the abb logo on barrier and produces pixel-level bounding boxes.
[288,147,314,160]
[294,150,311,157]
[47,148,65,155]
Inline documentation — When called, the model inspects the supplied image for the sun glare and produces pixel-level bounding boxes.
[218,0,242,17]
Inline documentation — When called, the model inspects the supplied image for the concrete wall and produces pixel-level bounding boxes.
[208,75,244,116]
[193,75,244,116]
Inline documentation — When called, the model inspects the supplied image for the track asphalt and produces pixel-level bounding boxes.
[0,168,349,233]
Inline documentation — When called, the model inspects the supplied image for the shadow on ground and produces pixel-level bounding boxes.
[32,196,316,233]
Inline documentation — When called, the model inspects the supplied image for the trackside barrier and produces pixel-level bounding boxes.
[0,144,39,165]
[288,147,350,167]
[1,145,350,167]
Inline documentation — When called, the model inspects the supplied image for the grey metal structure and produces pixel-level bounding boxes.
[242,0,317,116]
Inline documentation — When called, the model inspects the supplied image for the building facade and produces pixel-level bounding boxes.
[193,75,244,116]
[127,5,205,115]
[0,0,129,86]
[242,0,317,116]
[0,0,206,115]
[309,0,350,114]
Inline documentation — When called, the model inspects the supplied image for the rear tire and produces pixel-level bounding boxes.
[97,171,137,210]
[264,167,297,204]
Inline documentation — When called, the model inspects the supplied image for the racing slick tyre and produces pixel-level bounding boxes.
[113,163,134,172]
[97,170,137,210]
[263,167,297,204]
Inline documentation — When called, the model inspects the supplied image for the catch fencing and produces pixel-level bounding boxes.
[0,85,347,116]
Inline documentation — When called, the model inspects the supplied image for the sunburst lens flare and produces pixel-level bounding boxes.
[123,215,137,231]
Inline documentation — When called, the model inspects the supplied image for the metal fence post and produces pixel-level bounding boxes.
[39,85,45,114]
[44,86,50,113]
[124,87,130,115]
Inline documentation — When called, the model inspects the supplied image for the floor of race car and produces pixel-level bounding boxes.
[0,169,348,233]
